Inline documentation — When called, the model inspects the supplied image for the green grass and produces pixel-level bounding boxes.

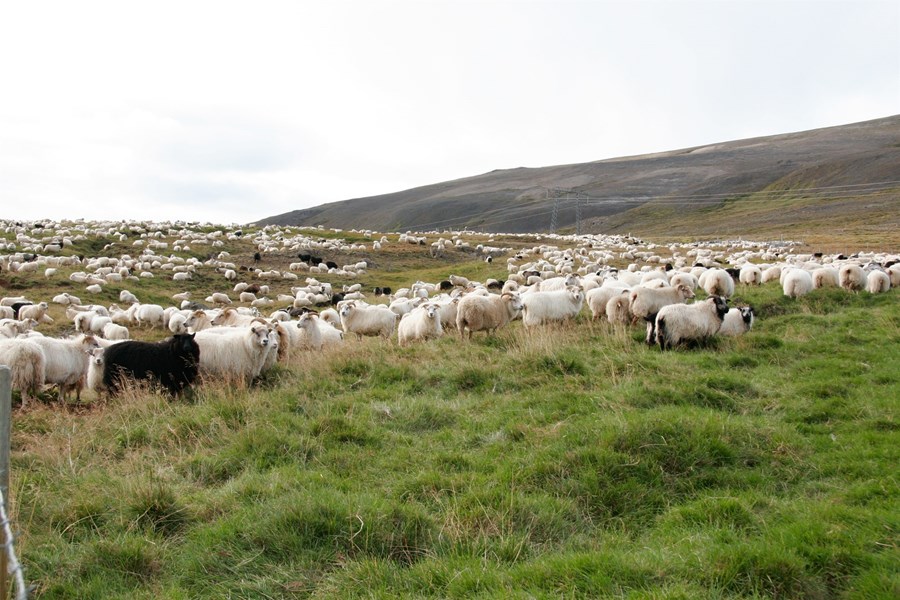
[5,225,899,598]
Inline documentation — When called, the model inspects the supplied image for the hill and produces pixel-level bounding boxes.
[257,115,900,244]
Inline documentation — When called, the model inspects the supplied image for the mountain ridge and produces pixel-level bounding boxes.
[256,115,900,239]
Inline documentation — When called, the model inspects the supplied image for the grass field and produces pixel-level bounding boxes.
[2,225,898,598]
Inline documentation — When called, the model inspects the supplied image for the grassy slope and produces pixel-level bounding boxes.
[4,231,899,599]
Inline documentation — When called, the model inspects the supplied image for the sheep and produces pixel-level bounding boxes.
[782,268,813,298]
[669,272,698,292]
[866,270,891,294]
[101,322,130,340]
[209,292,233,305]
[134,304,165,328]
[211,307,260,328]
[761,266,782,284]
[839,264,866,292]
[339,302,398,340]
[888,265,900,288]
[185,309,215,332]
[0,338,46,407]
[295,312,325,350]
[738,265,762,286]
[699,268,735,298]
[629,282,692,321]
[168,312,190,334]
[605,292,632,325]
[455,292,523,340]
[18,301,53,324]
[85,347,106,396]
[655,296,730,350]
[30,334,101,402]
[388,297,424,317]
[194,324,272,384]
[522,286,584,327]
[718,306,756,336]
[398,302,443,347]
[119,290,139,304]
[102,333,201,397]
[52,292,82,306]
[586,284,630,320]
[812,267,839,289]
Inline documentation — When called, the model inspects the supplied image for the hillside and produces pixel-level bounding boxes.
[257,115,900,243]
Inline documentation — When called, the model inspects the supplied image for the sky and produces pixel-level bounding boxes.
[1,0,897,226]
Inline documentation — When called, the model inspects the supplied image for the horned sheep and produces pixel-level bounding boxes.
[339,302,398,340]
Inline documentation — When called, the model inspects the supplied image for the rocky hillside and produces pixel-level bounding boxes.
[257,116,900,241]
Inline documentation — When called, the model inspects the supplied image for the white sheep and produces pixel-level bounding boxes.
[194,324,272,385]
[718,306,755,336]
[168,312,190,334]
[699,268,735,298]
[52,292,82,306]
[738,265,762,286]
[522,286,584,327]
[455,292,523,340]
[211,307,260,328]
[398,302,443,347]
[0,338,46,407]
[339,302,398,340]
[865,270,891,294]
[18,301,53,324]
[294,312,325,350]
[30,334,101,402]
[185,310,215,332]
[85,347,106,396]
[388,297,424,316]
[119,290,139,304]
[586,284,630,320]
[782,269,813,298]
[134,304,165,328]
[761,266,782,284]
[839,265,866,292]
[669,272,699,292]
[629,283,695,324]
[605,292,632,325]
[655,296,730,350]
[812,268,839,289]
[101,322,130,340]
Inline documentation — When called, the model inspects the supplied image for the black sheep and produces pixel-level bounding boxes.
[103,333,201,397]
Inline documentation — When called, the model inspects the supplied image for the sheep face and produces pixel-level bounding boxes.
[712,296,729,320]
[740,306,755,328]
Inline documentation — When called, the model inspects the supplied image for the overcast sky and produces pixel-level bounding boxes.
[1,0,897,225]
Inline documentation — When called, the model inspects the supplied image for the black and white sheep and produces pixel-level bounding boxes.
[718,306,755,336]
[655,296,730,350]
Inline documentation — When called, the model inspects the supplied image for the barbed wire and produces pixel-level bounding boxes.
[0,483,27,600]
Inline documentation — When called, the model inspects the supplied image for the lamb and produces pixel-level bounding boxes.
[522,286,584,327]
[455,292,523,340]
[782,268,813,298]
[655,296,730,350]
[30,334,101,402]
[812,267,839,289]
[85,347,106,396]
[398,302,443,347]
[102,333,201,397]
[194,324,272,384]
[718,306,756,336]
[52,292,82,306]
[0,338,46,407]
[699,268,735,298]
[839,264,866,292]
[339,301,398,340]
[629,283,695,341]
[865,270,891,294]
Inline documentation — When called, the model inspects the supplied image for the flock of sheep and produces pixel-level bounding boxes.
[0,219,897,406]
